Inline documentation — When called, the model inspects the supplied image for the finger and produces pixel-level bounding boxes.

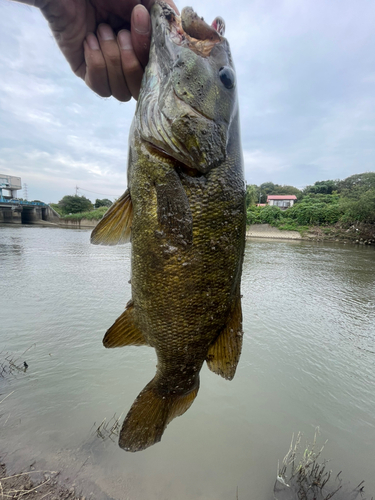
[97,24,132,102]
[84,34,111,98]
[117,30,144,100]
[131,5,151,69]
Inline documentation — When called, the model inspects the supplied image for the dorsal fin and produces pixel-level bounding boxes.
[91,189,133,245]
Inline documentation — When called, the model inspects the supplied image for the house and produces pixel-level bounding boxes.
[267,195,297,209]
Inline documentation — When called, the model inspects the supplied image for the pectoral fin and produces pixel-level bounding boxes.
[103,301,148,348]
[91,189,133,245]
[155,170,193,246]
[206,292,243,380]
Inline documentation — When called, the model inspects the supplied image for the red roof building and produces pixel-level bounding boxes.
[267,195,297,209]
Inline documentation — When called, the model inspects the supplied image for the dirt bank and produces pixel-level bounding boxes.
[247,222,375,245]
[305,221,375,243]
[246,224,301,240]
[0,461,85,500]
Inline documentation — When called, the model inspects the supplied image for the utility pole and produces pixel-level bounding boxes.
[75,185,79,196]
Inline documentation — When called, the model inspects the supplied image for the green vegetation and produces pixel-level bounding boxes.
[246,182,302,205]
[49,173,374,232]
[61,206,108,221]
[246,172,375,233]
[303,179,338,195]
[56,195,94,214]
[94,198,113,208]
[49,203,64,216]
[49,195,114,221]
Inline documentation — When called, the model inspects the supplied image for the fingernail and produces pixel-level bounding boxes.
[86,33,99,50]
[118,30,132,50]
[98,24,114,41]
[133,5,151,35]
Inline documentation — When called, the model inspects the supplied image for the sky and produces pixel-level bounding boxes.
[1,0,375,204]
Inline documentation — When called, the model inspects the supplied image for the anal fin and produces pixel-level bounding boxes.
[103,301,148,348]
[91,188,133,245]
[206,291,243,380]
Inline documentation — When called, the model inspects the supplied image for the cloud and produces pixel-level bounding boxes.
[0,0,375,203]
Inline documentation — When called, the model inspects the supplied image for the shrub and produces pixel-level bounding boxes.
[61,206,108,221]
[340,189,375,223]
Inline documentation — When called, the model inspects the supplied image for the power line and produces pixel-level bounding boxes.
[76,186,123,198]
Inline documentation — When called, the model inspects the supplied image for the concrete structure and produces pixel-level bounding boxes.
[59,218,98,228]
[0,174,22,200]
[0,199,60,225]
[0,174,60,225]
[267,195,297,209]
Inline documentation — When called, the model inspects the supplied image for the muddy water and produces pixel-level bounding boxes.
[1,225,374,499]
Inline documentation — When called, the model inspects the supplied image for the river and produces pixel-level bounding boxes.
[0,225,374,499]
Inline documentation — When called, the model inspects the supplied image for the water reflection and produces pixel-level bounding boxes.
[0,235,23,256]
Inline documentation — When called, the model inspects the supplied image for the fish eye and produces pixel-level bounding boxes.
[219,66,235,89]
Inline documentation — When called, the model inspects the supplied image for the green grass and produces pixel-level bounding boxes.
[49,203,64,216]
[277,222,310,235]
[61,206,108,221]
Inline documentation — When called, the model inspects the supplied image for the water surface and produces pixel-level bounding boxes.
[1,225,374,499]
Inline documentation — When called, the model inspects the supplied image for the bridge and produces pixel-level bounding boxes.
[0,198,60,224]
[0,173,60,225]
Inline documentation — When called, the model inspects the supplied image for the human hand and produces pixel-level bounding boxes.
[16,0,179,101]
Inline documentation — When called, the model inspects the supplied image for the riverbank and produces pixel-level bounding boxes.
[247,222,375,244]
[58,218,97,228]
[303,221,375,243]
[2,219,374,245]
[0,460,84,500]
[247,224,302,240]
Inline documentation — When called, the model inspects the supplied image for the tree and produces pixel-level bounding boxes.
[245,185,259,207]
[273,185,302,198]
[95,198,113,208]
[259,182,302,199]
[57,195,93,214]
[336,172,375,198]
[304,180,339,195]
[340,188,375,223]
[259,182,277,197]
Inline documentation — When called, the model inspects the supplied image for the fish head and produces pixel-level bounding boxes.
[136,1,238,174]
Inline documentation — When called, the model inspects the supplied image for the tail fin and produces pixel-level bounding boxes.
[119,378,199,452]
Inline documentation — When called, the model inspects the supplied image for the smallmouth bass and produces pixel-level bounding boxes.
[92,1,246,452]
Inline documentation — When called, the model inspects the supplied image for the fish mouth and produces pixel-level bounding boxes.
[160,3,225,57]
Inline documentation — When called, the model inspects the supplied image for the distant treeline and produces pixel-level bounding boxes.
[50,195,113,220]
[246,172,375,229]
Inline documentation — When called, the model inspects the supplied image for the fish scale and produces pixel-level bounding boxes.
[91,0,246,452]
